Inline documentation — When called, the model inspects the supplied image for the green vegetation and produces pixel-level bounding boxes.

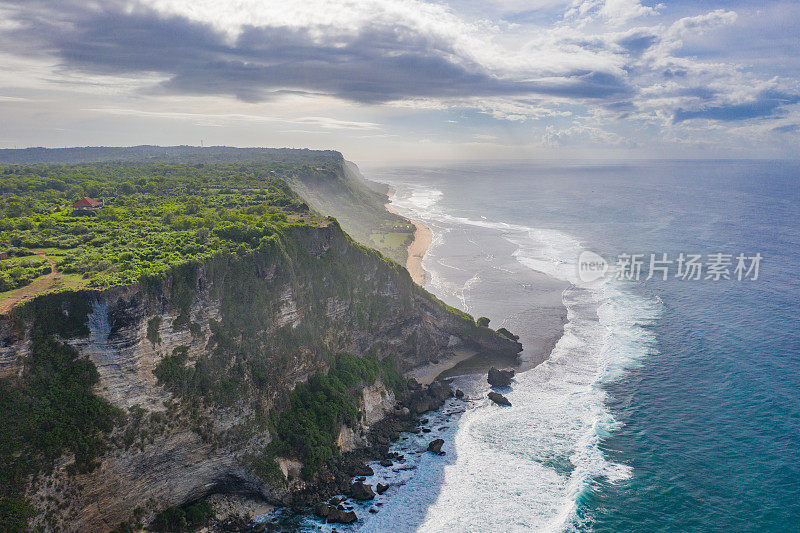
[0,251,51,291]
[477,316,491,327]
[268,353,402,478]
[151,500,214,532]
[0,161,323,301]
[147,316,162,345]
[0,335,123,532]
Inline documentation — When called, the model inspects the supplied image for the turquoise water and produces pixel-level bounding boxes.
[369,160,800,531]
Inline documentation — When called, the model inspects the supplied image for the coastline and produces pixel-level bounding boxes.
[385,186,431,286]
[382,183,568,383]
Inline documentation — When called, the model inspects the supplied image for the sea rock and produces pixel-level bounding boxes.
[455,389,464,399]
[379,459,393,467]
[327,508,357,524]
[407,381,453,415]
[350,481,376,501]
[376,483,389,495]
[496,327,520,341]
[487,367,515,387]
[488,392,511,406]
[351,464,374,477]
[427,439,445,454]
[314,503,331,518]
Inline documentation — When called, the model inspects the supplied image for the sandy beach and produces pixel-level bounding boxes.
[405,347,481,385]
[385,187,431,286]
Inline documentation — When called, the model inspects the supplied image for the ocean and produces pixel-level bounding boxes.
[350,160,800,532]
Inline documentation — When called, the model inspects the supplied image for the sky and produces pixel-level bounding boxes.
[0,0,798,162]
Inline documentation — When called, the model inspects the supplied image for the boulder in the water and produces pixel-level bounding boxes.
[487,367,515,387]
[376,483,389,495]
[488,391,511,406]
[427,438,445,454]
[314,503,331,518]
[327,508,357,524]
[350,481,376,500]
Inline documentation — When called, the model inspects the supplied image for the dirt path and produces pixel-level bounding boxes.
[0,252,60,315]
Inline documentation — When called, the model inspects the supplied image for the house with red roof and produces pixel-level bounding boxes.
[72,197,104,211]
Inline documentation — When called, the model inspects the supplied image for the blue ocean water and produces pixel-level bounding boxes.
[365,160,800,531]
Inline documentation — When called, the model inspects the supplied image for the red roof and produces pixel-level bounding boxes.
[73,197,102,208]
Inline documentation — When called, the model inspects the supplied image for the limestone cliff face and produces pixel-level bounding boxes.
[0,222,520,531]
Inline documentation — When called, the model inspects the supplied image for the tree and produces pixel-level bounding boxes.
[477,317,490,327]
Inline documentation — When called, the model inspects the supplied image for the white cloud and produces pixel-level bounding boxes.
[541,123,633,146]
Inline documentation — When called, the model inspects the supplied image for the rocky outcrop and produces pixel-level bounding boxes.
[487,367,515,387]
[406,380,453,415]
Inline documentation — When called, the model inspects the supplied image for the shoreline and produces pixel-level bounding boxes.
[382,183,567,383]
[405,347,480,386]
[385,186,431,286]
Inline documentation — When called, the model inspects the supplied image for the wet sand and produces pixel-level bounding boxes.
[385,187,431,286]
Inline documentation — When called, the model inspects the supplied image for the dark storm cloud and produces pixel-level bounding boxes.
[0,1,632,104]
[673,90,800,123]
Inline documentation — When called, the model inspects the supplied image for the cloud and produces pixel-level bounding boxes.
[772,123,799,133]
[541,123,633,146]
[673,90,800,123]
[0,0,634,105]
[85,107,380,129]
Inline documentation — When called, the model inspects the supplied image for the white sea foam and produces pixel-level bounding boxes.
[378,183,660,532]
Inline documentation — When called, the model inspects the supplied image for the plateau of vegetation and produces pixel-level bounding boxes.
[0,161,329,304]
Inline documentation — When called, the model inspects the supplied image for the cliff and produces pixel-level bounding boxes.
[282,160,415,265]
[0,221,520,531]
